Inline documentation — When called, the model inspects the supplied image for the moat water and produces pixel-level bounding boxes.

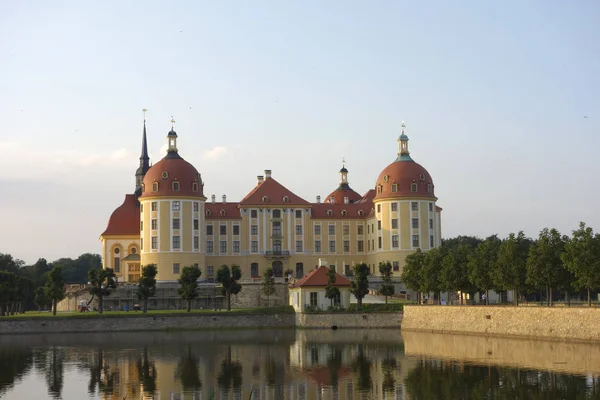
[1,329,599,399]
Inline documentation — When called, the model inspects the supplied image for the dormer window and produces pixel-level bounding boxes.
[206,210,212,217]
[341,210,347,216]
[383,175,389,183]
[377,185,382,194]
[162,171,168,179]
[327,210,333,216]
[220,209,226,216]
[420,174,425,181]
[192,182,198,192]
[141,183,145,193]
[262,196,268,203]
[173,181,180,192]
[358,210,364,216]
[391,184,398,193]
[283,196,289,203]
[427,184,433,193]
[411,183,418,192]
[152,182,159,192]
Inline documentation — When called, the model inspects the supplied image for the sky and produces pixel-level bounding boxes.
[1,1,599,264]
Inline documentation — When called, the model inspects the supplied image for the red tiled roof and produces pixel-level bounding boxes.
[140,154,204,199]
[436,205,443,212]
[359,189,376,203]
[310,203,372,219]
[375,160,436,201]
[290,266,351,288]
[205,202,241,219]
[240,175,309,206]
[324,187,362,205]
[101,194,140,236]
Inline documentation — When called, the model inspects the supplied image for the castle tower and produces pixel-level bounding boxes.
[135,111,151,197]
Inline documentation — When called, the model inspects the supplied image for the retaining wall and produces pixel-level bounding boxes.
[296,312,402,329]
[0,312,295,334]
[402,305,600,342]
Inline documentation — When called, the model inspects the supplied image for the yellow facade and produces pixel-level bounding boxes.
[100,122,442,285]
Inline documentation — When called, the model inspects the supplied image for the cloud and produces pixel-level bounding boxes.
[0,141,21,151]
[203,146,232,160]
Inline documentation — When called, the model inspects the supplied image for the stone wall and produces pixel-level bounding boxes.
[231,282,288,308]
[0,312,295,335]
[402,330,600,376]
[402,305,600,342]
[296,312,402,329]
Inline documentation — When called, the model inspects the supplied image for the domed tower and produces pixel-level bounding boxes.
[370,122,441,272]
[139,120,206,281]
[324,161,363,204]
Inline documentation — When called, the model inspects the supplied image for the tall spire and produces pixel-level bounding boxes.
[135,109,151,196]
[396,121,413,162]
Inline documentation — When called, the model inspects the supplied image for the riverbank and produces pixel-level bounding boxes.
[0,307,403,334]
[402,305,600,342]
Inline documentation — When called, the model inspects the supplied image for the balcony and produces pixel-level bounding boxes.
[265,250,290,258]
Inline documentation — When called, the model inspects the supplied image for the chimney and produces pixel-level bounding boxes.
[318,258,328,268]
[264,170,272,179]
[211,194,216,203]
[316,195,321,204]
[344,196,349,204]
[257,175,264,184]
[330,195,335,204]
[222,194,227,203]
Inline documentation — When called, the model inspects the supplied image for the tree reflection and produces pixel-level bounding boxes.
[0,347,33,397]
[137,347,157,397]
[45,346,65,399]
[177,346,202,392]
[405,359,599,399]
[351,344,372,392]
[326,345,343,388]
[88,348,117,397]
[217,345,242,395]
[381,356,397,395]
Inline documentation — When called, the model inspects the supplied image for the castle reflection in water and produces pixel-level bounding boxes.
[2,329,600,400]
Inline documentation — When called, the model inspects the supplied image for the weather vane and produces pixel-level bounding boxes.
[401,121,406,134]
[142,108,148,122]
[170,116,176,130]
[342,157,346,167]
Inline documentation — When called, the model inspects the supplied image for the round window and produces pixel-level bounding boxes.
[130,247,137,254]
[162,171,169,179]
[114,248,120,254]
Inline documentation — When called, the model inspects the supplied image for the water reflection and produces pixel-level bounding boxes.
[0,330,599,399]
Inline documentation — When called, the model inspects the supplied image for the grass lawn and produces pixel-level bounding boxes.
[1,306,295,319]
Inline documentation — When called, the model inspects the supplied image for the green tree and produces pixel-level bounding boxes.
[262,267,276,307]
[562,222,600,307]
[137,264,157,313]
[216,265,242,311]
[177,265,202,312]
[325,265,340,307]
[0,254,24,274]
[350,263,370,311]
[88,268,117,314]
[44,266,66,315]
[440,245,474,304]
[34,287,49,311]
[492,232,531,305]
[378,261,395,304]
[421,248,444,304]
[526,228,567,306]
[468,235,501,304]
[0,271,17,316]
[137,348,157,397]
[177,347,202,392]
[402,248,427,303]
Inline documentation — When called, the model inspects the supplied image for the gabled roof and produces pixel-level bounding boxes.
[290,266,351,288]
[240,176,310,206]
[101,194,140,237]
[205,202,242,219]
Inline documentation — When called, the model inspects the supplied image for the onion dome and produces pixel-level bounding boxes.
[325,161,361,204]
[140,123,204,198]
[374,122,435,200]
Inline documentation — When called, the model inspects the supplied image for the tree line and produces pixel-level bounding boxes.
[401,222,600,306]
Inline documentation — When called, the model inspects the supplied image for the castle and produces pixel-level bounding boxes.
[100,118,441,283]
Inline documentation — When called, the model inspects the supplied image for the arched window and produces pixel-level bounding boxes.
[251,263,259,277]
[130,247,137,254]
[173,181,180,191]
[327,210,333,216]
[141,183,145,193]
[192,182,198,192]
[113,247,121,273]
[262,196,268,202]
[220,209,226,216]
[152,182,159,192]
[295,262,304,278]
[341,210,347,216]
[283,196,289,203]
[206,210,212,217]
[411,183,418,192]
[358,210,364,216]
